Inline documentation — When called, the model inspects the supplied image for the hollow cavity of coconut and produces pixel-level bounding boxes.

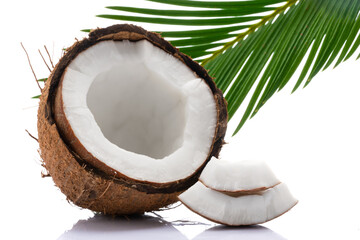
[38,24,227,215]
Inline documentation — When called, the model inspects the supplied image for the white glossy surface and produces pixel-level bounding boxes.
[2,0,360,239]
[58,215,188,240]
[58,213,287,240]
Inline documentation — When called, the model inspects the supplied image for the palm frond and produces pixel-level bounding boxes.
[97,0,360,135]
[32,95,41,99]
[97,0,283,60]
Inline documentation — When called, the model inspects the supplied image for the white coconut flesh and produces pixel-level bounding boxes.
[61,40,217,183]
[199,157,280,192]
[178,182,297,226]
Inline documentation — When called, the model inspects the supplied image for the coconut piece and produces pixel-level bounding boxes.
[178,182,297,226]
[199,157,280,193]
[38,24,227,215]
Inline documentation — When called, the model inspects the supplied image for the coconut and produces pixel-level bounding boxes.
[178,182,298,226]
[179,157,297,225]
[199,157,280,194]
[38,24,227,215]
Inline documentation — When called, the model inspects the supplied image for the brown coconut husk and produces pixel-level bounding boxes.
[38,24,227,215]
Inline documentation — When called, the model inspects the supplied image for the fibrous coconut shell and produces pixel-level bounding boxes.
[37,24,227,215]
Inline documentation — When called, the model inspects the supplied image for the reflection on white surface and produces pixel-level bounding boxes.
[58,212,286,240]
[193,225,286,240]
[58,214,187,240]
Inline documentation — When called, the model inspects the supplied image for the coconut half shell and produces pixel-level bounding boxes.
[37,24,227,215]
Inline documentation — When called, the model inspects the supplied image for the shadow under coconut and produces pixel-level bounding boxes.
[193,225,287,240]
[58,214,188,240]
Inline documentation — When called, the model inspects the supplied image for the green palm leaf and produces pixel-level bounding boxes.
[97,0,360,135]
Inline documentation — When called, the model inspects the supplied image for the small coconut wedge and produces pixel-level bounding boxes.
[199,157,280,193]
[178,182,297,226]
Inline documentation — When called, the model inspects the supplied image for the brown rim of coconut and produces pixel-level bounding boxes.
[41,24,227,195]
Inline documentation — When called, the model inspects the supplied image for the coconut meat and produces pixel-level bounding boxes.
[199,157,280,192]
[61,40,217,183]
[178,182,297,225]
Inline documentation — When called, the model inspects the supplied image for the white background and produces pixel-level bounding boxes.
[1,0,360,239]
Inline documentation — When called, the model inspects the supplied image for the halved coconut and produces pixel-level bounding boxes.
[199,157,280,193]
[38,24,227,215]
[178,182,297,226]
